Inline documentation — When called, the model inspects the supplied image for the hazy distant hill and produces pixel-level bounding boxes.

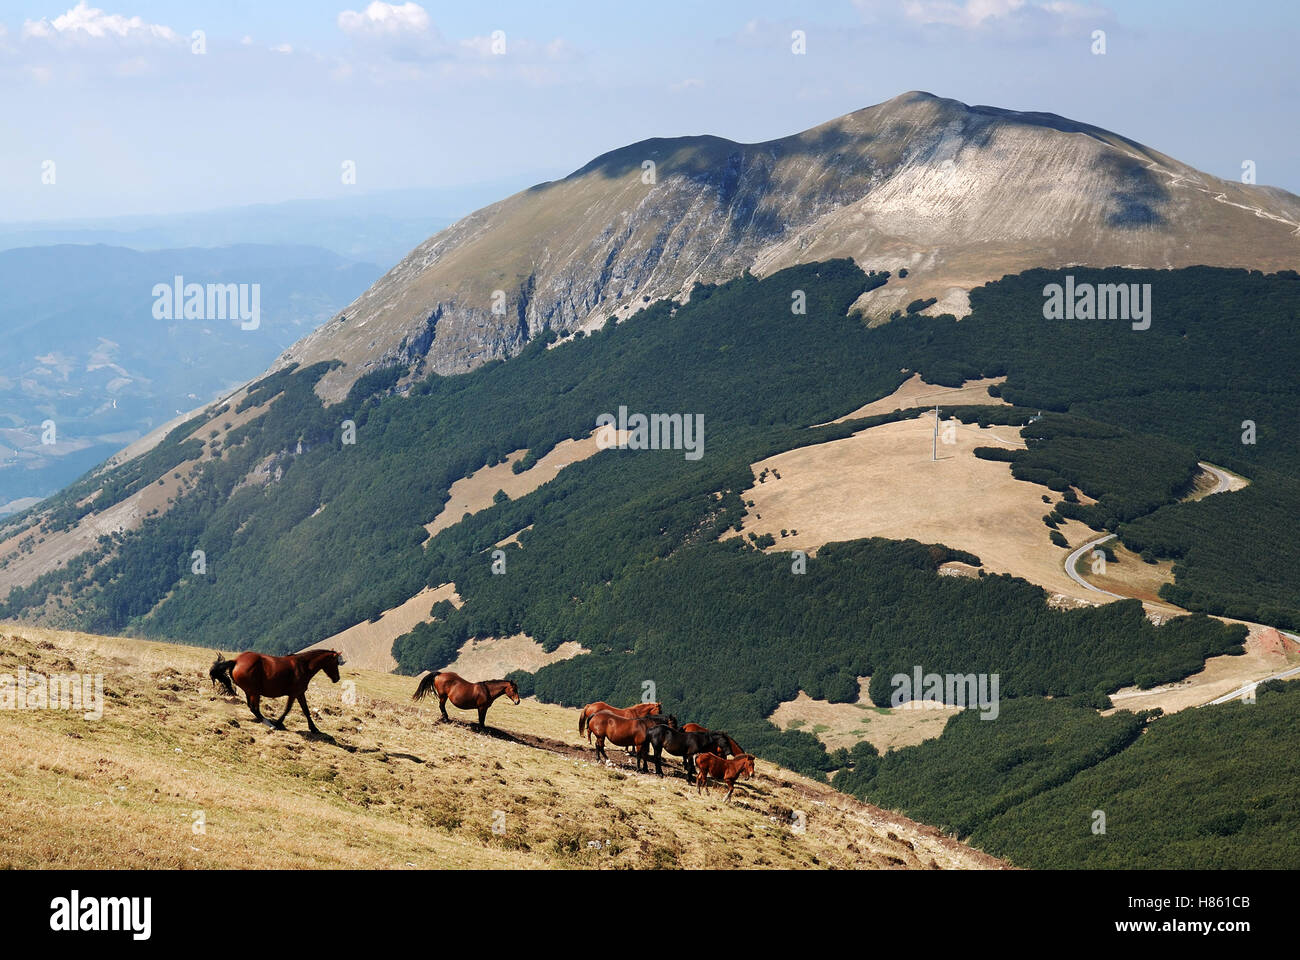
[0,243,379,507]
[0,181,549,268]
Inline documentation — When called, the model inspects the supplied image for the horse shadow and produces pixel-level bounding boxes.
[277,729,428,765]
[435,717,522,742]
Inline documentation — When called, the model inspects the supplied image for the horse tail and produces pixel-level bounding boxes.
[412,672,440,702]
[208,655,237,696]
[578,709,587,736]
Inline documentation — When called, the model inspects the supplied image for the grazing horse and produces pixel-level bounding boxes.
[644,724,729,778]
[209,649,343,734]
[578,700,663,736]
[696,753,756,802]
[681,723,744,757]
[585,711,674,771]
[412,671,519,729]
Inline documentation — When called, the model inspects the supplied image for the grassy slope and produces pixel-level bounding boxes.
[0,624,1002,870]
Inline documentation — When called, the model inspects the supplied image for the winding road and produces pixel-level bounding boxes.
[1064,532,1124,599]
[1061,463,1300,706]
[1064,462,1238,598]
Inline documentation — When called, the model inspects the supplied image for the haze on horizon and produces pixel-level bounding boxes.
[1,0,1297,223]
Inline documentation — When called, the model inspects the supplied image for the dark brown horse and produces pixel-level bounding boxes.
[209,649,343,734]
[585,711,674,771]
[412,671,519,729]
[578,700,663,736]
[696,753,756,802]
[644,724,729,778]
[681,723,744,757]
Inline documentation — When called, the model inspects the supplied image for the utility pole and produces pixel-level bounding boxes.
[932,405,939,461]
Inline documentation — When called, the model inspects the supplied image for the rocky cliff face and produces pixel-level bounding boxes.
[277,91,1300,402]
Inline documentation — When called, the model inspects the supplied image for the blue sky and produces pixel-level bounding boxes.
[1,0,1297,220]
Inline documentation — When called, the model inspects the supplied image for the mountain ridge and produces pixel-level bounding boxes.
[270,90,1300,402]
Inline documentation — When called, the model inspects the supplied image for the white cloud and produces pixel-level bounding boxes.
[899,0,1027,28]
[22,2,179,43]
[337,2,431,37]
[854,0,1107,31]
[271,43,293,54]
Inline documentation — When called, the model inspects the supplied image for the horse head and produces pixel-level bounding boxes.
[323,650,344,683]
[502,679,521,704]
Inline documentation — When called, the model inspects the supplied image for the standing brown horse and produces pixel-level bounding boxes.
[209,649,343,734]
[578,700,663,736]
[412,671,519,729]
[585,711,674,771]
[682,723,744,757]
[695,753,756,802]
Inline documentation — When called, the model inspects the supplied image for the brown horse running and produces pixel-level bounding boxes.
[681,723,744,757]
[412,671,519,729]
[209,649,343,734]
[585,711,674,771]
[578,700,663,736]
[695,753,756,802]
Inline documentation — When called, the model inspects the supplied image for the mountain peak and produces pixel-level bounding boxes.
[276,92,1300,402]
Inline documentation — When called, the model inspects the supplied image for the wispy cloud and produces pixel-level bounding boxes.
[854,0,1109,33]
[22,2,180,44]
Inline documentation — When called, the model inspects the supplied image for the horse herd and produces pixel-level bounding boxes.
[209,648,756,801]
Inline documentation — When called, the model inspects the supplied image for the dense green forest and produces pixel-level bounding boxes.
[907,266,1300,625]
[836,683,1300,868]
[7,263,1297,636]
[3,260,1299,867]
[487,539,1240,773]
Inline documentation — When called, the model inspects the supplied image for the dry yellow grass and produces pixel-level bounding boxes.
[301,583,463,673]
[1104,624,1300,715]
[728,412,1095,600]
[821,373,1007,425]
[769,678,959,753]
[0,624,1003,870]
[1079,541,1175,606]
[423,430,628,541]
[445,633,586,679]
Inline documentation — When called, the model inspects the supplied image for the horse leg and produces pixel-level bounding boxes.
[476,704,487,729]
[725,778,736,802]
[594,734,606,763]
[270,695,294,728]
[297,693,319,734]
[652,744,663,777]
[438,693,450,722]
[247,693,276,729]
